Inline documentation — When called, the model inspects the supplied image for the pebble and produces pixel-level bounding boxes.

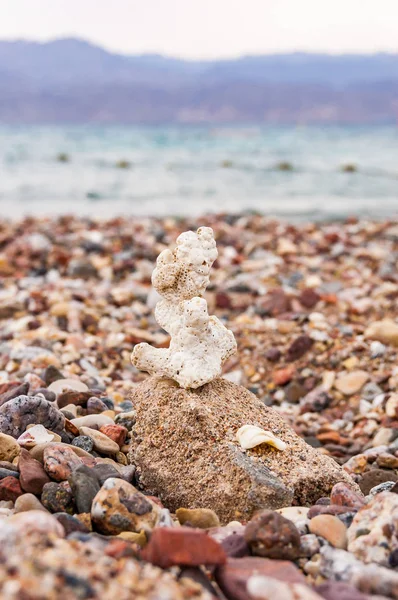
[99,424,128,448]
[79,426,120,454]
[334,371,369,396]
[244,509,301,560]
[8,510,65,538]
[18,448,51,494]
[309,514,347,549]
[54,512,90,535]
[72,435,94,453]
[17,424,55,448]
[91,478,161,535]
[0,395,65,438]
[347,491,398,566]
[276,506,310,523]
[68,464,100,513]
[41,481,75,513]
[0,476,23,502]
[299,533,320,558]
[365,319,398,347]
[286,335,313,362]
[43,444,83,481]
[141,527,226,568]
[359,469,398,494]
[330,482,364,509]
[48,378,89,394]
[0,433,20,462]
[114,411,136,430]
[71,414,114,428]
[14,493,48,513]
[176,507,220,529]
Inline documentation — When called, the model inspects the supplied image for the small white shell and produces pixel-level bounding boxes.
[17,424,55,448]
[236,425,287,451]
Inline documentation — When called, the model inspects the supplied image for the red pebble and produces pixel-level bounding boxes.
[272,366,295,386]
[0,476,23,502]
[141,527,226,568]
[99,424,128,448]
[330,482,365,509]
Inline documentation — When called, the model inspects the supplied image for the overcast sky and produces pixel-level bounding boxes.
[0,0,397,59]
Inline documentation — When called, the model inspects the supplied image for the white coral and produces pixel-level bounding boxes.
[131,227,236,388]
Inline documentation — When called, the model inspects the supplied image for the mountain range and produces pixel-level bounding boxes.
[0,38,397,124]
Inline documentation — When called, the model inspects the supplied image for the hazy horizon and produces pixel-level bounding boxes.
[1,0,398,59]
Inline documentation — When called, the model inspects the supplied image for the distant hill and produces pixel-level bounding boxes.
[0,38,397,124]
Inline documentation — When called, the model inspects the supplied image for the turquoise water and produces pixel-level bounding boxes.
[0,125,397,219]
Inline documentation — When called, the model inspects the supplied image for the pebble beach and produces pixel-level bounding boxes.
[0,212,398,599]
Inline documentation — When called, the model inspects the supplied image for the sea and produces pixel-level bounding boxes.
[0,124,397,220]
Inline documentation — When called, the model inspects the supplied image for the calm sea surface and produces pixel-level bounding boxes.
[0,125,397,219]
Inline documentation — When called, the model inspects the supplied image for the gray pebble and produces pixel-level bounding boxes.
[72,436,94,453]
[0,395,65,438]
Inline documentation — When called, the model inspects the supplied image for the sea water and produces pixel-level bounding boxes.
[0,124,397,219]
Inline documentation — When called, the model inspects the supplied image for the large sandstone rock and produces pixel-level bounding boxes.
[129,377,359,523]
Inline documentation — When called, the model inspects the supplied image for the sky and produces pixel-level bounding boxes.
[0,0,397,59]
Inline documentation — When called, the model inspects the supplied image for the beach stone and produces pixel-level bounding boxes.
[129,377,358,523]
[244,509,301,560]
[0,467,19,480]
[309,514,347,549]
[0,476,22,501]
[347,491,398,566]
[99,424,128,448]
[87,397,109,414]
[334,371,369,396]
[68,464,100,513]
[43,365,64,386]
[0,382,29,407]
[57,390,92,409]
[330,482,365,509]
[18,448,51,494]
[299,288,320,309]
[286,335,313,361]
[30,441,94,463]
[299,534,320,558]
[79,426,119,454]
[72,435,94,453]
[91,477,161,535]
[14,493,48,513]
[276,506,310,524]
[365,319,398,347]
[92,463,122,485]
[176,507,220,529]
[141,527,226,568]
[43,444,83,481]
[247,575,323,600]
[316,582,371,600]
[54,512,90,536]
[41,481,75,513]
[71,414,114,428]
[215,557,306,600]
[115,410,136,430]
[221,533,250,558]
[0,395,65,438]
[358,469,398,495]
[48,378,89,394]
[8,510,65,538]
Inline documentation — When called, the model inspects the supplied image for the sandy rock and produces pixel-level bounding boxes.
[0,433,21,461]
[309,514,347,549]
[129,377,359,523]
[0,395,65,438]
[91,477,161,535]
[347,491,398,566]
[365,320,398,347]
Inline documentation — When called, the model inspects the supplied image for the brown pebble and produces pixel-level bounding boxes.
[309,514,347,549]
